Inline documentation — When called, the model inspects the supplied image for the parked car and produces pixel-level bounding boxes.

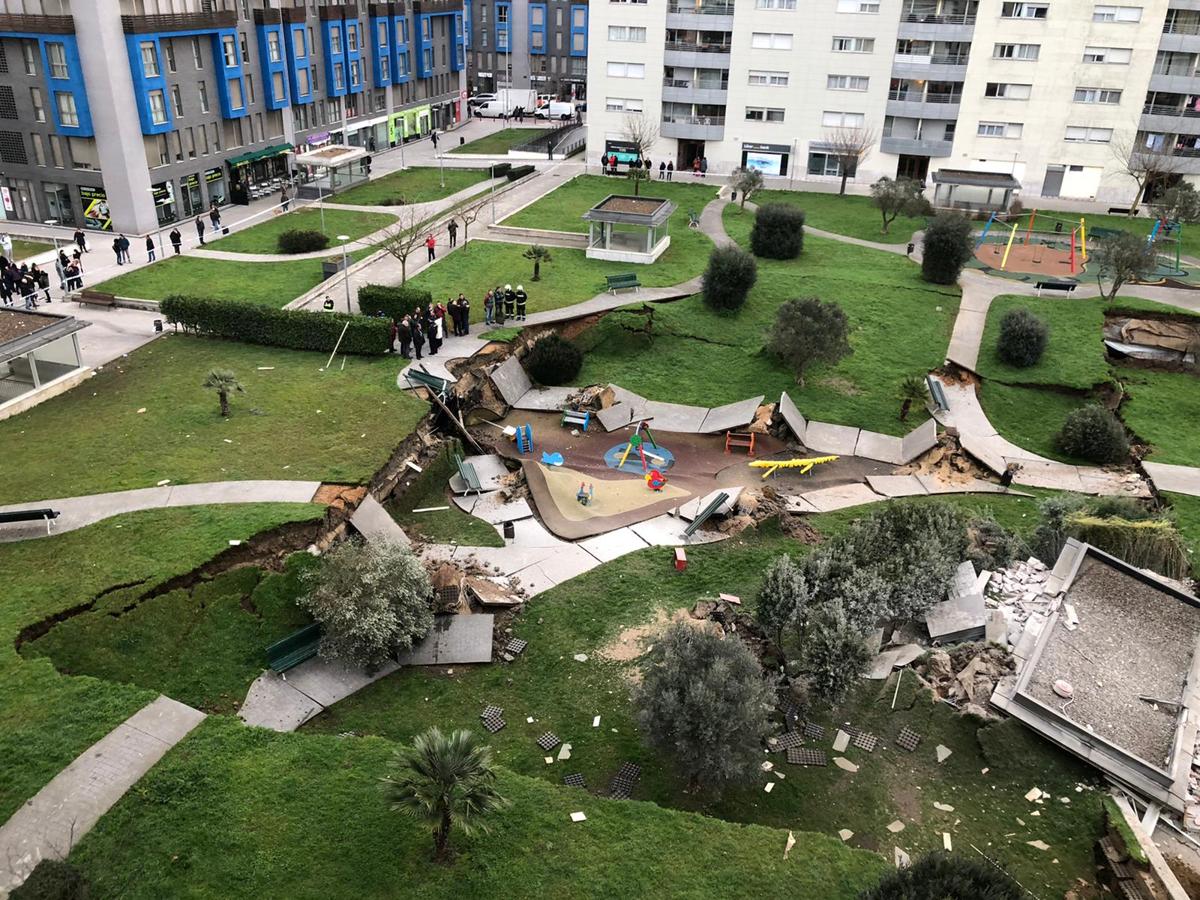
[534,101,575,120]
[535,93,554,108]
[468,93,496,108]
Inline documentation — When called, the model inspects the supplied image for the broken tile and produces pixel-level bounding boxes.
[943,833,953,851]
[838,829,854,842]
[894,847,911,869]
[570,811,587,823]
[933,802,955,812]
[935,744,952,763]
[557,743,572,761]
[764,782,775,793]
[833,729,851,752]
[1027,840,1050,851]
[887,820,905,833]
[833,757,859,773]
[1024,787,1043,802]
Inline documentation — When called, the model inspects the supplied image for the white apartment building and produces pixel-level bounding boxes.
[587,0,1200,207]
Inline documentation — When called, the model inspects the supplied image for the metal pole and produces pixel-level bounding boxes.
[490,173,497,222]
[317,177,326,233]
[340,241,351,313]
[438,150,445,188]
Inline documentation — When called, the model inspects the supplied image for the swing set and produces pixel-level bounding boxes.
[975,209,1088,273]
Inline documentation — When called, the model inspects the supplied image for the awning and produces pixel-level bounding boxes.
[931,169,1020,189]
[226,143,294,167]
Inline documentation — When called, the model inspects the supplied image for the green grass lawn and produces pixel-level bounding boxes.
[479,326,521,342]
[574,207,959,435]
[0,503,321,822]
[24,554,318,715]
[10,238,54,260]
[501,174,720,234]
[1166,492,1200,577]
[1118,367,1200,466]
[204,208,395,255]
[977,381,1091,463]
[977,295,1110,390]
[94,250,371,306]
[387,450,504,547]
[449,127,546,155]
[0,335,425,503]
[748,189,928,245]
[329,167,492,206]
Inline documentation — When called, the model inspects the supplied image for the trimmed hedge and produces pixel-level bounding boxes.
[996,308,1049,368]
[278,229,330,254]
[1056,405,1129,464]
[525,334,582,385]
[507,164,535,181]
[358,282,433,320]
[160,295,390,355]
[701,245,757,312]
[750,203,804,259]
[489,162,512,178]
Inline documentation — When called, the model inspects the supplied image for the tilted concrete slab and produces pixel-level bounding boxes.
[783,494,821,514]
[1007,458,1085,492]
[489,355,533,407]
[597,401,644,432]
[578,527,651,563]
[351,495,411,546]
[451,491,533,525]
[915,475,1011,495]
[804,421,862,457]
[282,656,400,708]
[505,515,568,548]
[959,431,1008,475]
[901,417,939,462]
[1076,469,1152,498]
[463,454,511,489]
[397,614,495,665]
[676,486,743,521]
[699,395,765,433]
[641,399,709,433]
[631,513,728,546]
[239,672,325,731]
[778,392,807,443]
[853,430,906,465]
[866,475,930,498]
[610,385,648,407]
[794,482,882,513]
[1144,462,1200,498]
[514,385,577,412]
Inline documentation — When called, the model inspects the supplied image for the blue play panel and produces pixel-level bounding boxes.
[603,442,676,475]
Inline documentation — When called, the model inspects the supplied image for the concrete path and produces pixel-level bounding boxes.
[239,655,399,732]
[1143,462,1200,499]
[0,696,204,892]
[0,480,322,542]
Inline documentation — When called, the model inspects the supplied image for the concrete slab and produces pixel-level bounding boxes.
[397,614,495,666]
[463,454,511,490]
[451,491,533,525]
[166,480,320,506]
[796,482,882,513]
[610,384,648,407]
[509,563,559,597]
[1007,458,1085,492]
[490,355,533,407]
[578,527,651,563]
[854,430,906,465]
[1077,469,1152,498]
[986,609,1009,647]
[676,486,743,521]
[642,399,709,433]
[527,544,598,584]
[804,421,862,456]
[451,545,560,576]
[783,494,820,514]
[1144,462,1200,498]
[959,431,1008,475]
[514,385,576,412]
[778,392,807,443]
[350,495,411,546]
[866,475,929,498]
[630,513,728,546]
[901,417,939,462]
[915,475,1009,495]
[239,671,325,731]
[283,656,400,708]
[505,515,568,548]
[699,395,765,434]
[597,401,643,432]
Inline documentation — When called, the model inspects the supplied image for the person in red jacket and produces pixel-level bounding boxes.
[425,233,436,261]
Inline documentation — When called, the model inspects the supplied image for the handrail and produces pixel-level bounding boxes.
[894,52,971,65]
[900,12,977,24]
[888,90,963,102]
[661,114,726,125]
[1163,21,1200,35]
[663,77,728,90]
[667,2,735,13]
[1143,103,1200,117]
[664,40,732,52]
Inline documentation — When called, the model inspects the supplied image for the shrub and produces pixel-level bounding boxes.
[489,162,512,178]
[524,334,582,385]
[277,229,330,254]
[859,851,1022,900]
[750,203,805,259]
[358,282,433,320]
[1056,405,1129,463]
[765,296,852,386]
[966,514,1026,571]
[10,860,90,900]
[921,212,974,285]
[701,245,757,312]
[506,164,535,181]
[160,295,390,355]
[996,308,1048,368]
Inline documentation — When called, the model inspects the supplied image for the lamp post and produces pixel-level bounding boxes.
[337,234,352,313]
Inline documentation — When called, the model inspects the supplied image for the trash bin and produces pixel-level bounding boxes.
[321,258,347,279]
[153,319,163,333]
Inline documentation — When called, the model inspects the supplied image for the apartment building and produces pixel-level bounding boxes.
[0,0,468,235]
[587,0,1200,207]
[465,0,588,99]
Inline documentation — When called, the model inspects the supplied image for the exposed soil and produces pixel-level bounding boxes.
[0,308,52,342]
[598,607,723,672]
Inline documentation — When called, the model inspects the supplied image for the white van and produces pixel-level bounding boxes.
[534,101,575,121]
[474,100,508,118]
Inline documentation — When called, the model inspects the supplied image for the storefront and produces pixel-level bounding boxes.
[79,185,112,231]
[387,103,431,147]
[151,181,178,226]
[603,140,640,165]
[204,167,227,207]
[740,142,790,177]
[346,114,389,152]
[226,144,293,204]
[3,180,37,223]
[181,173,204,218]
[41,183,73,226]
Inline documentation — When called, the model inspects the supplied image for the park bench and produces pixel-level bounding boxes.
[724,431,755,457]
[0,507,60,536]
[561,408,590,431]
[687,211,701,229]
[1035,280,1077,297]
[265,622,321,673]
[925,375,950,414]
[403,367,451,399]
[453,451,484,494]
[1107,207,1134,216]
[75,289,116,309]
[604,273,641,295]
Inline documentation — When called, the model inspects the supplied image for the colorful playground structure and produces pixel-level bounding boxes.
[749,455,839,480]
[616,420,666,473]
[976,209,1088,273]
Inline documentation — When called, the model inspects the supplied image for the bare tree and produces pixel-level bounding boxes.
[458,198,487,243]
[621,112,660,196]
[1111,131,1185,213]
[823,127,878,196]
[375,206,426,283]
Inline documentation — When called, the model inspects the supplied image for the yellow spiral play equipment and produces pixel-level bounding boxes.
[748,456,839,480]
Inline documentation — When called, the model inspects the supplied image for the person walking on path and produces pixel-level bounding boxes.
[73,227,87,254]
[700,157,709,178]
[430,129,439,152]
[209,202,222,232]
[515,284,527,321]
[447,218,458,248]
[195,216,206,246]
[112,236,124,266]
[425,233,436,261]
[146,235,157,262]
[410,312,425,360]
[169,227,182,255]
[120,234,131,263]
[503,283,516,321]
[667,161,674,181]
[280,187,290,211]
[399,315,412,359]
[659,161,666,180]
[388,317,399,353]
[31,263,50,303]
[483,289,495,325]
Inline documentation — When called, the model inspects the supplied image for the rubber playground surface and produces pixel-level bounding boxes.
[973,239,1082,279]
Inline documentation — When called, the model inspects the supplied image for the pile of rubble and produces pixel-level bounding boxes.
[916,644,1016,717]
[894,432,991,484]
[984,556,1053,646]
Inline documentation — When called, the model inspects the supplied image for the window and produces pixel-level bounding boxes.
[192,36,203,69]
[350,60,362,87]
[297,67,311,97]
[836,0,880,12]
[746,106,786,122]
[165,39,177,73]
[55,92,78,127]
[977,120,1022,137]
[268,31,282,62]
[21,42,37,75]
[751,32,793,50]
[272,71,286,102]
[30,87,44,123]
[378,21,388,45]
[381,55,390,81]
[1074,87,1122,103]
[228,78,244,110]
[749,70,790,86]
[347,25,359,51]
[46,42,68,78]
[171,84,183,116]
[148,90,168,125]
[246,73,255,104]
[822,110,865,127]
[993,43,1040,60]
[240,34,250,63]
[809,151,855,177]
[832,36,875,52]
[331,25,342,48]
[1065,125,1113,142]
[140,41,160,77]
[531,6,545,25]
[757,0,798,7]
[1000,2,1048,17]
[222,35,238,68]
[198,81,210,113]
[1082,45,1131,63]
[608,25,646,41]
[985,82,1032,99]
[31,133,44,166]
[334,63,345,90]
[827,74,869,91]
[532,30,545,50]
[606,97,644,112]
[1093,5,1141,21]
[606,61,645,78]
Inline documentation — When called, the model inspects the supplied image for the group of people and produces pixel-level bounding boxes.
[0,258,52,308]
[482,284,528,324]
[375,283,532,357]
[601,154,709,180]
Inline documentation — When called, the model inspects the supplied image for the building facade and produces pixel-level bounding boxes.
[466,0,588,99]
[0,0,468,235]
[586,0,1200,207]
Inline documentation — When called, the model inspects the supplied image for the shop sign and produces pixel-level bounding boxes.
[151,182,175,207]
[79,185,112,231]
[205,167,224,183]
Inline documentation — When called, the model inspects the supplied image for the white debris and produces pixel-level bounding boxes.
[764,782,775,793]
[838,829,854,841]
[934,802,955,812]
[570,811,587,823]
[936,745,952,763]
[943,833,953,851]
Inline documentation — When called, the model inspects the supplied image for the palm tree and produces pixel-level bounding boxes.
[203,369,244,418]
[897,375,926,422]
[381,727,507,863]
[522,244,552,281]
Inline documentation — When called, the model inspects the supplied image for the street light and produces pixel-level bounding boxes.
[337,234,352,314]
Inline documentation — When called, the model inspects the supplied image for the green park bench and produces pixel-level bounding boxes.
[453,451,483,494]
[561,408,590,431]
[403,367,451,398]
[604,273,641,295]
[925,375,950,414]
[266,622,322,673]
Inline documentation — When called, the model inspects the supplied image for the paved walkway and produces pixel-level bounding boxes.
[0,696,204,892]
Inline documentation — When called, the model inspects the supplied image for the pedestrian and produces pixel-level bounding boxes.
[112,236,123,265]
[120,233,131,263]
[169,227,182,255]
[447,218,458,248]
[610,153,618,174]
[503,283,516,320]
[388,317,398,353]
[700,156,709,178]
[458,292,470,335]
[515,284,527,321]
[411,313,425,359]
[659,161,666,180]
[64,260,82,291]
[209,202,222,231]
[369,135,377,153]
[146,235,157,262]
[361,153,372,175]
[280,187,290,211]
[483,289,495,325]
[73,227,87,254]
[644,156,652,175]
[600,150,608,174]
[195,216,206,246]
[425,233,436,261]
[399,315,412,358]
[667,161,674,181]
[692,157,701,177]
[31,263,50,302]
[426,308,439,355]
[56,250,70,289]
[430,129,439,151]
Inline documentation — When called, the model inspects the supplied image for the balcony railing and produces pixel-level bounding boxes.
[894,52,971,65]
[661,113,726,125]
[667,2,735,13]
[1163,20,1200,34]
[664,40,733,53]
[900,12,977,24]
[1144,103,1200,117]
[1152,63,1200,76]
[1175,145,1200,156]
[663,77,729,90]
[888,89,963,102]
